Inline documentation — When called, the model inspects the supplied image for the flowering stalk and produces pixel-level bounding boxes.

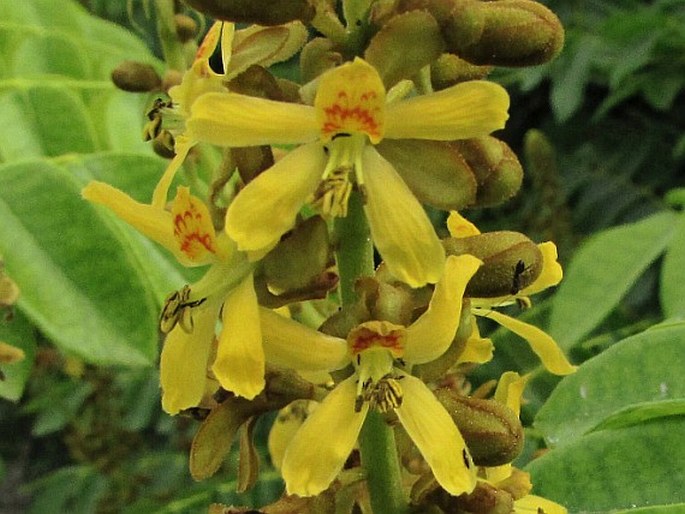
[335,192,409,514]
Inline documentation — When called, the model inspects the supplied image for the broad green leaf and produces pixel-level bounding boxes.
[527,417,685,513]
[660,213,685,318]
[0,156,184,366]
[535,322,685,447]
[0,310,36,401]
[549,212,677,350]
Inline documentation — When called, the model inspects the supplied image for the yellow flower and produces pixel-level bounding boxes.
[82,183,265,412]
[447,212,576,375]
[186,58,509,287]
[259,254,483,496]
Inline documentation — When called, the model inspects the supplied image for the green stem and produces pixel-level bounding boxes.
[154,0,186,72]
[334,191,409,514]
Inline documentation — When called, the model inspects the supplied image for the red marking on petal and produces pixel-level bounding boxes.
[321,91,381,140]
[350,327,404,356]
[174,209,216,260]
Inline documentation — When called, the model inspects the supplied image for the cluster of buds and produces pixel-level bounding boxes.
[97,1,573,513]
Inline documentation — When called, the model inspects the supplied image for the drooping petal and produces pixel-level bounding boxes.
[447,210,481,238]
[395,374,477,496]
[268,400,318,470]
[212,273,264,399]
[82,181,189,264]
[314,57,386,144]
[493,371,529,416]
[152,136,194,209]
[474,308,576,375]
[281,376,367,496]
[361,147,445,287]
[226,142,327,252]
[404,254,483,363]
[187,92,319,147]
[160,302,220,414]
[519,241,562,296]
[260,308,349,372]
[456,323,494,365]
[384,80,509,141]
[514,494,568,514]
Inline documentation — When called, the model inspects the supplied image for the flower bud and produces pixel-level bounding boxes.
[451,137,523,208]
[443,231,543,298]
[433,389,524,466]
[111,61,162,92]
[174,14,199,43]
[300,38,343,84]
[181,0,315,25]
[262,216,332,294]
[447,0,564,67]
[431,53,493,90]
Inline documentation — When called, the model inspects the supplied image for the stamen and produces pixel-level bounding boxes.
[160,284,207,333]
[355,374,404,414]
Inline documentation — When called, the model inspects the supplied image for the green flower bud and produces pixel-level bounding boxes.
[443,231,543,298]
[433,389,524,466]
[430,53,493,90]
[181,0,315,25]
[448,0,565,67]
[376,139,477,211]
[300,37,343,84]
[262,216,332,294]
[111,61,162,92]
[364,10,445,88]
[451,137,523,208]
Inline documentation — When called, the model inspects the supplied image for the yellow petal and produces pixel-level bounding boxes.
[315,57,386,143]
[82,181,193,265]
[493,371,530,417]
[457,323,494,365]
[225,142,326,252]
[160,303,219,414]
[282,376,367,496]
[171,187,220,265]
[404,254,482,363]
[196,21,224,65]
[447,211,481,238]
[385,80,509,141]
[396,373,477,496]
[212,274,264,399]
[260,308,349,372]
[520,242,563,296]
[361,147,445,287]
[187,92,319,147]
[268,400,318,470]
[514,494,568,514]
[474,309,576,375]
[219,22,235,72]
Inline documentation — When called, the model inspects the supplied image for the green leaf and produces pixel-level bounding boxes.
[527,417,685,513]
[0,310,36,401]
[660,213,685,319]
[549,212,677,350]
[0,155,184,366]
[535,322,685,447]
[28,465,109,514]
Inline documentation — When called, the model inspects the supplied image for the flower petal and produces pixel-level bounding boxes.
[493,371,529,416]
[396,373,477,496]
[514,494,568,514]
[474,309,576,375]
[187,92,319,147]
[361,147,445,287]
[212,273,264,399]
[82,181,192,264]
[447,211,481,238]
[385,80,509,141]
[152,136,194,209]
[281,376,367,496]
[225,142,326,252]
[171,187,220,265]
[404,254,482,363]
[260,308,349,371]
[268,400,318,470]
[160,302,219,414]
[457,323,494,365]
[519,241,562,296]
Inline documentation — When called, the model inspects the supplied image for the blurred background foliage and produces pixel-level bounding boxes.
[0,0,683,512]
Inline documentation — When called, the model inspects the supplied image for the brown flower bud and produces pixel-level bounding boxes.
[181,0,315,25]
[111,61,162,92]
[431,53,493,90]
[447,0,565,67]
[451,137,523,208]
[434,389,524,466]
[174,14,199,43]
[443,231,542,297]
